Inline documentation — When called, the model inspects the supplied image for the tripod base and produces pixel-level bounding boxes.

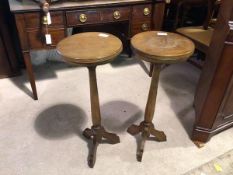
[83,126,120,168]
[127,121,166,162]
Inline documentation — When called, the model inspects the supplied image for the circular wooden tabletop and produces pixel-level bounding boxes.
[131,31,195,64]
[57,32,123,65]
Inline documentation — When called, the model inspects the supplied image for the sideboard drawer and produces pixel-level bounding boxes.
[101,7,130,22]
[66,10,100,27]
[27,28,66,49]
[131,22,151,36]
[24,11,64,29]
[132,4,152,19]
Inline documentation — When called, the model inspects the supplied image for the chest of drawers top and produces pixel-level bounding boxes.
[9,0,155,12]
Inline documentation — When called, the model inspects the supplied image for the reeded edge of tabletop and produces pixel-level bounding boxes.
[58,47,123,66]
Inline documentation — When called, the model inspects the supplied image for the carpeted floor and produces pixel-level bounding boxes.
[185,149,233,175]
[0,55,233,175]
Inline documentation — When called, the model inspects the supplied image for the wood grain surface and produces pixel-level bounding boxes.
[57,32,123,65]
[131,31,195,64]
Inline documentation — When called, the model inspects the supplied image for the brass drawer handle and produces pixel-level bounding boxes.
[143,7,150,16]
[113,11,121,19]
[141,23,149,31]
[79,14,87,23]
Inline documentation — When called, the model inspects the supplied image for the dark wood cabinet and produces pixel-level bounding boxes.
[0,2,19,78]
[193,0,233,143]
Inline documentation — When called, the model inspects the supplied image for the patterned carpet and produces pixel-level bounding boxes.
[185,149,233,175]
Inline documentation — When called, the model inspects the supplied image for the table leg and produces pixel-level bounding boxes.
[23,52,38,100]
[83,66,120,168]
[127,64,166,162]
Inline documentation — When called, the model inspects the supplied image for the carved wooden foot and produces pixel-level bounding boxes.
[127,121,166,162]
[83,126,120,168]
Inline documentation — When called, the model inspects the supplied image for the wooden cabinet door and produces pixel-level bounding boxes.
[218,75,233,123]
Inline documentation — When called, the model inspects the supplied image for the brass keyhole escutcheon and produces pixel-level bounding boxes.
[43,16,48,25]
[143,7,150,16]
[79,14,87,23]
[113,11,121,19]
[141,23,149,31]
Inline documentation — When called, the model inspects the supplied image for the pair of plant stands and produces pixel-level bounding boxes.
[56,31,194,167]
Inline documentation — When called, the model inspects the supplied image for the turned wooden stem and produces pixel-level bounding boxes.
[88,66,101,126]
[149,63,154,77]
[144,64,161,123]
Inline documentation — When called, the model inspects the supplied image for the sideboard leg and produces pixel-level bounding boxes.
[23,52,38,100]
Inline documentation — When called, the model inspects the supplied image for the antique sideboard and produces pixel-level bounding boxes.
[8,0,167,100]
